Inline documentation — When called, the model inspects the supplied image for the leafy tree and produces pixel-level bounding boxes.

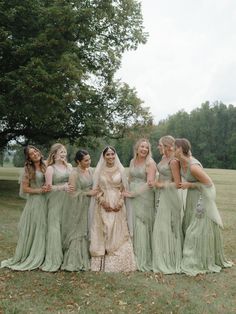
[149,101,236,169]
[0,0,150,149]
[227,132,236,169]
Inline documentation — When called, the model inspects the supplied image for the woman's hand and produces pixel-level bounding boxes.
[112,207,121,212]
[113,201,123,212]
[147,180,155,188]
[122,190,134,198]
[88,188,99,196]
[101,201,112,212]
[179,182,191,189]
[67,183,75,193]
[155,181,165,188]
[41,184,52,193]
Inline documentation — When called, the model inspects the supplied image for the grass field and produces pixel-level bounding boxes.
[0,167,22,181]
[0,168,235,314]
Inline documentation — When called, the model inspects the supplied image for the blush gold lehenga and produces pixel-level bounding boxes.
[89,153,136,272]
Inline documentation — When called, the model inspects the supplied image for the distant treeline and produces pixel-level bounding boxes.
[112,101,236,169]
[7,101,236,170]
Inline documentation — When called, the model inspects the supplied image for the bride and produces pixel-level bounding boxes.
[89,146,136,272]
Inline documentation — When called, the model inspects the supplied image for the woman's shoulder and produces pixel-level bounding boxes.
[130,158,135,163]
[190,157,202,167]
[146,157,157,168]
[70,167,78,174]
[46,165,54,172]
[129,158,135,167]
[169,158,180,166]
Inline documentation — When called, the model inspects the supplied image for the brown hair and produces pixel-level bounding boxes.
[102,146,116,156]
[24,145,46,181]
[74,149,89,163]
[175,138,191,156]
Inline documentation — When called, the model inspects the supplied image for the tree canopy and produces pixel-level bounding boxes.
[0,0,151,149]
[149,101,236,169]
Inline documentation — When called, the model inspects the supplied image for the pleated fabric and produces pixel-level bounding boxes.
[90,165,136,272]
[181,206,232,276]
[129,162,155,271]
[1,171,47,271]
[152,160,183,274]
[61,168,93,271]
[181,160,233,276]
[41,166,70,272]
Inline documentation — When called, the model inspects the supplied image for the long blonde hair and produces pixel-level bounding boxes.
[47,143,68,167]
[160,135,175,149]
[133,138,152,161]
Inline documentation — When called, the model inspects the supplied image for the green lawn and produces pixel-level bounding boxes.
[0,167,22,181]
[0,168,235,314]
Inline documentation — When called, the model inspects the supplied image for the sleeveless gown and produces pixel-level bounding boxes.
[61,168,93,271]
[182,158,201,235]
[181,158,233,275]
[41,166,70,272]
[129,161,155,271]
[152,159,183,274]
[1,171,47,270]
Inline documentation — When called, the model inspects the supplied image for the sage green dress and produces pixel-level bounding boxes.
[152,159,183,274]
[41,166,71,272]
[61,168,93,271]
[129,160,155,271]
[181,158,233,276]
[182,158,201,236]
[1,171,47,271]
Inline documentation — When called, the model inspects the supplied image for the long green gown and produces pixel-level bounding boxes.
[61,167,93,271]
[182,158,201,235]
[41,165,71,272]
[152,159,183,274]
[129,160,155,271]
[1,171,47,271]
[181,157,233,276]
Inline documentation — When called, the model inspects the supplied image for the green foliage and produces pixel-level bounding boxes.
[149,101,236,169]
[0,0,150,148]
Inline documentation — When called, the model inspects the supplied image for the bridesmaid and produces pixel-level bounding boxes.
[61,150,97,271]
[175,138,233,275]
[150,136,183,274]
[41,143,73,272]
[127,138,156,271]
[1,146,51,270]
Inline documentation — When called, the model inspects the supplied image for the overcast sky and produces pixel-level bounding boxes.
[116,0,236,123]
